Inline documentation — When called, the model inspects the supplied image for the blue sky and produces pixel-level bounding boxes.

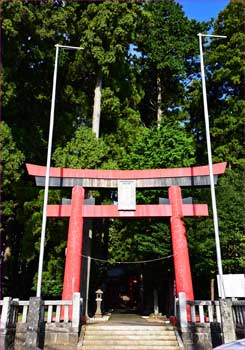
[177,0,230,21]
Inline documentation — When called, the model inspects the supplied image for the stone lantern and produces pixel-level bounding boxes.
[95,289,103,318]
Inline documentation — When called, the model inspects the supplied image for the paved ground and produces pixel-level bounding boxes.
[44,346,76,350]
[107,311,160,326]
[44,346,77,350]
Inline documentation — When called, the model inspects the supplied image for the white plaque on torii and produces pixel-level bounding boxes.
[118,180,136,210]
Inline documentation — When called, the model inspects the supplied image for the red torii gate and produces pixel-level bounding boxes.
[26,162,226,307]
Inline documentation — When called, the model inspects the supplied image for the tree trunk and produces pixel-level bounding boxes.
[92,74,102,139]
[157,75,162,127]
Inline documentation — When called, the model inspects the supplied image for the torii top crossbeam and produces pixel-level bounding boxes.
[26,162,226,188]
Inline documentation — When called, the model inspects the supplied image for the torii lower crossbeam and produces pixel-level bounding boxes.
[47,203,208,218]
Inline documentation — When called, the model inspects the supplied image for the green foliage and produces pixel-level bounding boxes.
[52,126,109,168]
[0,121,25,218]
[2,0,82,162]
[120,121,196,169]
[216,169,244,273]
[72,1,143,136]
[108,220,172,263]
[0,121,25,296]
[32,256,64,297]
[207,0,244,169]
[0,121,25,191]
[187,0,244,169]
[135,0,209,124]
[77,1,139,76]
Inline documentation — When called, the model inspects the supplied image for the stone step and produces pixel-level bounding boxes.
[83,339,178,346]
[85,328,175,333]
[80,319,180,350]
[84,332,176,338]
[81,346,180,350]
[84,334,177,340]
[85,325,174,331]
[86,330,175,337]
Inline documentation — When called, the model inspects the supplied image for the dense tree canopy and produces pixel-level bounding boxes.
[0,121,25,296]
[207,0,244,169]
[187,0,244,169]
[1,0,243,305]
[135,0,208,125]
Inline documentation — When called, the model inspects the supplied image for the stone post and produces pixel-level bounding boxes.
[220,299,236,343]
[179,292,188,329]
[0,297,11,329]
[0,297,12,350]
[153,289,159,315]
[72,293,81,331]
[178,292,193,350]
[24,297,44,350]
[95,289,103,318]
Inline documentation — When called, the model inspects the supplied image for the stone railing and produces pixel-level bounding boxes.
[44,300,72,323]
[232,300,245,338]
[175,292,238,350]
[15,294,81,328]
[188,300,221,323]
[0,293,83,350]
[176,296,222,326]
[15,300,29,323]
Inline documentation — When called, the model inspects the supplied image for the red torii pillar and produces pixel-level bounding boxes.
[169,186,194,301]
[62,186,85,302]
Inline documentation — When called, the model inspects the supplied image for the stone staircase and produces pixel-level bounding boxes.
[79,323,181,350]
